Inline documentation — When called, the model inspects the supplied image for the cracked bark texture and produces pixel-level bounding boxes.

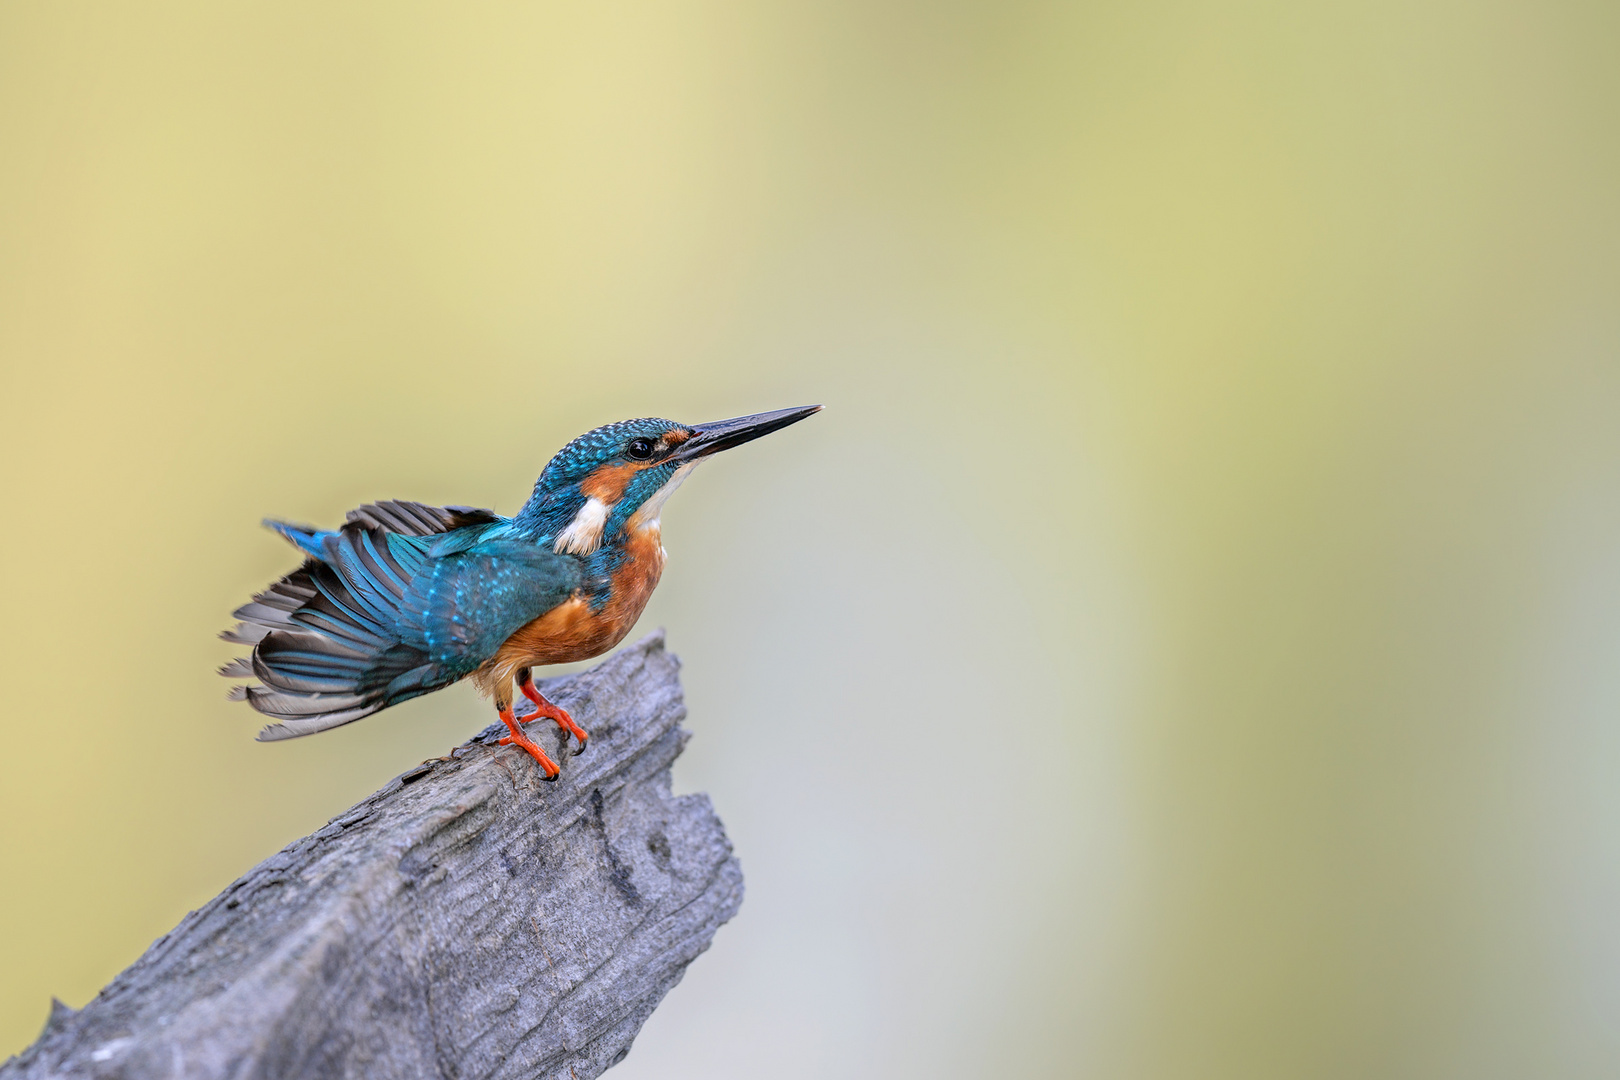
[3,632,743,1080]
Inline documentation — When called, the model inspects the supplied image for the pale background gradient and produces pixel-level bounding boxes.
[3,2,1619,1077]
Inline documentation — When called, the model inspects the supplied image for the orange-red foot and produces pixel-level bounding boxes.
[518,668,589,755]
[497,705,560,781]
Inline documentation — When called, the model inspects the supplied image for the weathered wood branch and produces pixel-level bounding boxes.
[4,632,743,1080]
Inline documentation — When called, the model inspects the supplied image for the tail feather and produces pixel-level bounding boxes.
[352,641,437,695]
[221,624,271,646]
[350,529,414,595]
[221,570,317,645]
[323,544,404,631]
[289,607,387,652]
[251,633,428,697]
[302,563,393,638]
[250,692,385,741]
[251,640,371,695]
[223,525,455,737]
[225,501,501,737]
[264,519,328,560]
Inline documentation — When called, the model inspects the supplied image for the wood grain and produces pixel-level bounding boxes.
[3,632,742,1080]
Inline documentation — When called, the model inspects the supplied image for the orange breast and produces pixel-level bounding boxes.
[489,527,666,680]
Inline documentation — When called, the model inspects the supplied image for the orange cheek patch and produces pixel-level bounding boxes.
[580,463,637,503]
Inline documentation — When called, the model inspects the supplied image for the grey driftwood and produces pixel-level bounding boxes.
[3,631,743,1080]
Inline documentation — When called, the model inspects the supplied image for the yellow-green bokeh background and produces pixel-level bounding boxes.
[4,2,1619,1075]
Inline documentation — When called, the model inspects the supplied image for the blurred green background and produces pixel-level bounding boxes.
[3,2,1619,1076]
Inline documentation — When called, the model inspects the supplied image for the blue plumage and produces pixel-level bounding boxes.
[222,407,819,773]
[226,503,579,737]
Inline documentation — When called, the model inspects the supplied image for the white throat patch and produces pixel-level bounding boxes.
[553,496,609,555]
[628,463,697,532]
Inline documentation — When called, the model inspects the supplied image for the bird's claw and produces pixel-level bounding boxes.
[496,721,561,781]
[562,724,589,758]
[518,675,589,758]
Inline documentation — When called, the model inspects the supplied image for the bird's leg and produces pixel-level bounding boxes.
[493,684,560,780]
[517,667,589,755]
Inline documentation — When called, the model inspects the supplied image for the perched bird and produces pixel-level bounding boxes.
[222,406,820,779]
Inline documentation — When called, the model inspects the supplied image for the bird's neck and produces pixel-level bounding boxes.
[512,484,589,545]
[513,463,692,555]
[512,486,651,557]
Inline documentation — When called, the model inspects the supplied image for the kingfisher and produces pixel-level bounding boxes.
[221,405,820,779]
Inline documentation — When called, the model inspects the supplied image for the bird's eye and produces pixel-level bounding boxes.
[626,438,655,460]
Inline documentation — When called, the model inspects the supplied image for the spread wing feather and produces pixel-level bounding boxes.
[223,502,580,741]
[346,499,500,535]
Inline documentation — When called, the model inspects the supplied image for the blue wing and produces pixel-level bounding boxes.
[222,501,581,741]
[263,499,502,559]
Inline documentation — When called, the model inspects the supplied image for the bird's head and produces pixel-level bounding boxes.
[517,406,821,554]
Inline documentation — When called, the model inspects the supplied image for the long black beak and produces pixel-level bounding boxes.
[672,405,822,462]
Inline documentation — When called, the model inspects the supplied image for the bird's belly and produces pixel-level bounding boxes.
[491,528,665,677]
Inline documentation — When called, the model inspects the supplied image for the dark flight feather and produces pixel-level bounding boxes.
[224,501,579,741]
[345,500,499,535]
